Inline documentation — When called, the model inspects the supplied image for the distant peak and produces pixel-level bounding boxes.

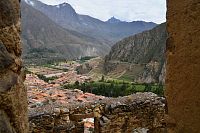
[55,2,70,8]
[106,16,122,23]
[54,2,74,10]
[61,2,68,5]
[59,2,71,7]
[24,0,35,6]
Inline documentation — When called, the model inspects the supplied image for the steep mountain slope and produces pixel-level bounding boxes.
[24,0,157,45]
[21,1,109,64]
[104,23,167,83]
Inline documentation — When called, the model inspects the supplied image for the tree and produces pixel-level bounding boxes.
[144,84,152,92]
[75,81,80,89]
[155,84,164,96]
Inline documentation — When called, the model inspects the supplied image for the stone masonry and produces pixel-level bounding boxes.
[165,0,200,132]
[29,92,165,133]
[0,0,28,133]
[94,93,165,133]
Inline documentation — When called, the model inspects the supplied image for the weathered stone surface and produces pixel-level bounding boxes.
[0,0,28,132]
[0,1,19,28]
[29,92,165,133]
[0,70,18,92]
[0,43,14,70]
[0,110,16,133]
[0,0,22,56]
[94,93,166,133]
[166,0,200,132]
[29,113,76,133]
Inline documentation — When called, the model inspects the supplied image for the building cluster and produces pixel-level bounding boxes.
[51,70,91,85]
[25,73,104,131]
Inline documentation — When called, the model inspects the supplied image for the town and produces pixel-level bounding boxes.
[25,59,102,132]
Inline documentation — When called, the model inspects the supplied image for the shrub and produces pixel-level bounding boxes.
[63,80,164,97]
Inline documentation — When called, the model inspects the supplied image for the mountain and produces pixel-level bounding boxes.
[104,23,167,83]
[21,1,110,64]
[23,0,157,45]
[106,17,122,24]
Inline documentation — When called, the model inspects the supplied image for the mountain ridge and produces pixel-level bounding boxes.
[23,0,157,45]
[21,1,110,64]
[21,0,159,64]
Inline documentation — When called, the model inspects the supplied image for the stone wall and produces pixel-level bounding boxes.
[29,99,95,132]
[166,0,200,132]
[29,93,165,133]
[29,108,79,133]
[94,93,165,133]
[0,0,28,132]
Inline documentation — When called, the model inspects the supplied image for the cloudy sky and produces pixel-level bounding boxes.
[39,0,166,24]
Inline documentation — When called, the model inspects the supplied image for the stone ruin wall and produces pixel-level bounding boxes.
[0,0,28,132]
[29,93,166,133]
[94,93,166,133]
[165,0,200,132]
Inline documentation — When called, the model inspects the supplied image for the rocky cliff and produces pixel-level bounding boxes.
[104,23,167,83]
[0,0,28,132]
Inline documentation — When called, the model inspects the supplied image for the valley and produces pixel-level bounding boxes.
[25,57,164,132]
[21,0,166,132]
[25,57,164,100]
[1,0,199,132]
[21,0,157,64]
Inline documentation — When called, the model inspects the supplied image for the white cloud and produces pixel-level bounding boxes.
[38,0,166,24]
